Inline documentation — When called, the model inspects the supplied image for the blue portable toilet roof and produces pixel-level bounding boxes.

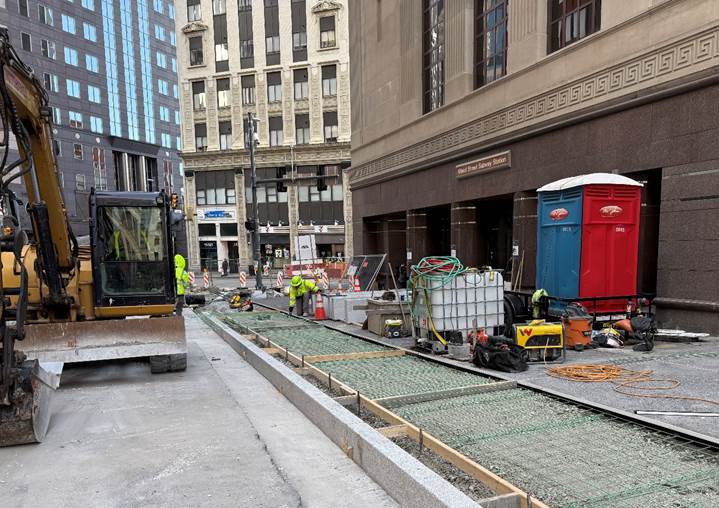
[537,173,643,192]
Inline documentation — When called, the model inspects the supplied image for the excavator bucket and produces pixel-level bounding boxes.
[17,315,186,364]
[0,359,60,446]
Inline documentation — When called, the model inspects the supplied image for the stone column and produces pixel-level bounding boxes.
[406,210,429,266]
[343,176,353,257]
[184,171,201,272]
[234,168,251,268]
[512,190,538,290]
[287,184,299,260]
[451,202,479,267]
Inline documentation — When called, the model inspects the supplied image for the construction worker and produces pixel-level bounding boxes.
[175,254,190,315]
[288,275,319,316]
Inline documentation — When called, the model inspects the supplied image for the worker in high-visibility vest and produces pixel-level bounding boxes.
[111,230,124,260]
[175,254,190,315]
[288,275,319,316]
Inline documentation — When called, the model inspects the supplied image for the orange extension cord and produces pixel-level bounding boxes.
[546,364,719,407]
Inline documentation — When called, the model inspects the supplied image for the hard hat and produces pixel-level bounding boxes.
[291,275,302,287]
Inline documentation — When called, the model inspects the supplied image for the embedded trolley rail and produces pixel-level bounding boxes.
[201,307,719,508]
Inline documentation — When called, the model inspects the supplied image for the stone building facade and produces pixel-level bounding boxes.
[349,0,719,332]
[175,0,351,273]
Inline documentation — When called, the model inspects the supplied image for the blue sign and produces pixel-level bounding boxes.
[205,210,231,218]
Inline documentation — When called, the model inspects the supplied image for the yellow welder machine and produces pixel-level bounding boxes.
[513,320,565,362]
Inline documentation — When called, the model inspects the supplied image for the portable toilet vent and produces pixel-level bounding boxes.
[536,173,642,313]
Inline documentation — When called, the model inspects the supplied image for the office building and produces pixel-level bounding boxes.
[0,0,183,237]
[175,0,351,273]
[349,0,719,332]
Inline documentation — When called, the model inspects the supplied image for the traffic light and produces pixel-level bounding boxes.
[276,167,287,193]
[170,192,179,209]
[244,219,256,231]
[316,166,327,192]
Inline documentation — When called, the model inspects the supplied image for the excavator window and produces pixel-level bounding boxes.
[96,206,166,296]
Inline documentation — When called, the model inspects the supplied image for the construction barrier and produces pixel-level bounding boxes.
[239,271,247,287]
[276,271,284,288]
[203,270,210,289]
[188,272,195,286]
[263,263,270,276]
[321,272,329,290]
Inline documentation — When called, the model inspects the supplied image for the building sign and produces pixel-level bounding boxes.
[313,225,329,233]
[456,150,511,179]
[198,209,234,220]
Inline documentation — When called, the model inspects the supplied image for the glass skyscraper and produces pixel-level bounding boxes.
[0,0,183,237]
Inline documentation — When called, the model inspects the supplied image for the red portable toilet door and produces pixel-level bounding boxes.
[579,185,641,313]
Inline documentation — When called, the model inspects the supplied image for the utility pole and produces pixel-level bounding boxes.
[246,112,264,291]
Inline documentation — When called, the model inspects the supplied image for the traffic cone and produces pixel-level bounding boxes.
[314,292,327,321]
[353,276,361,292]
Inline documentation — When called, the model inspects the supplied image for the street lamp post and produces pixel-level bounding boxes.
[246,112,264,291]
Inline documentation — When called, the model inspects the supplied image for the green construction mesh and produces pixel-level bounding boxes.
[316,355,492,399]
[392,390,719,507]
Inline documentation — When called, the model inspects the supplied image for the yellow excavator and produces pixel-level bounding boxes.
[0,29,186,446]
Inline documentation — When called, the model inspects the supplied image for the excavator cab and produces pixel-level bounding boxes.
[90,190,176,314]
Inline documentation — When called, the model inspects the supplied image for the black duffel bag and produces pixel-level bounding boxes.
[472,336,528,373]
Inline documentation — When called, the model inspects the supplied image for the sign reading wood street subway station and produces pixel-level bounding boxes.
[456,150,511,178]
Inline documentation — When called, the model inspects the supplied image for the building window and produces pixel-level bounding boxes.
[549,0,601,52]
[44,73,59,93]
[161,132,172,148]
[168,3,175,19]
[475,0,508,88]
[321,65,337,97]
[69,111,83,128]
[293,31,307,51]
[195,123,208,151]
[90,116,103,133]
[160,106,170,122]
[83,22,97,42]
[238,0,251,10]
[153,0,163,13]
[214,12,229,72]
[75,174,86,190]
[175,110,181,124]
[192,81,206,110]
[92,147,107,190]
[240,39,254,60]
[227,188,236,204]
[171,57,177,73]
[176,136,182,150]
[38,5,54,26]
[189,36,203,66]
[319,16,336,48]
[20,32,31,52]
[323,111,338,142]
[53,139,62,157]
[213,0,225,15]
[156,52,167,68]
[268,116,283,147]
[217,78,230,108]
[295,114,309,145]
[18,0,28,16]
[158,79,169,95]
[64,47,79,66]
[423,0,445,114]
[219,121,232,150]
[61,14,76,34]
[187,0,201,21]
[173,84,178,99]
[170,32,176,47]
[41,39,56,59]
[294,68,308,100]
[267,71,282,103]
[73,143,84,160]
[51,107,61,124]
[84,57,100,76]
[241,75,255,105]
[87,85,101,103]
[154,24,165,41]
[265,35,280,55]
[66,79,81,98]
[81,0,95,10]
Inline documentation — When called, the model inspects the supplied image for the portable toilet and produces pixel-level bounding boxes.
[536,173,642,313]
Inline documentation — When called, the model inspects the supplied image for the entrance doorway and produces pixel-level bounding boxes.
[476,196,513,272]
[200,240,218,271]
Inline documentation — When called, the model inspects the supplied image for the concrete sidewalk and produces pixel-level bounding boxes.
[0,312,396,508]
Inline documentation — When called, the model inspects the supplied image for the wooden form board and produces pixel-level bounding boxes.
[303,349,405,363]
[245,323,548,508]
